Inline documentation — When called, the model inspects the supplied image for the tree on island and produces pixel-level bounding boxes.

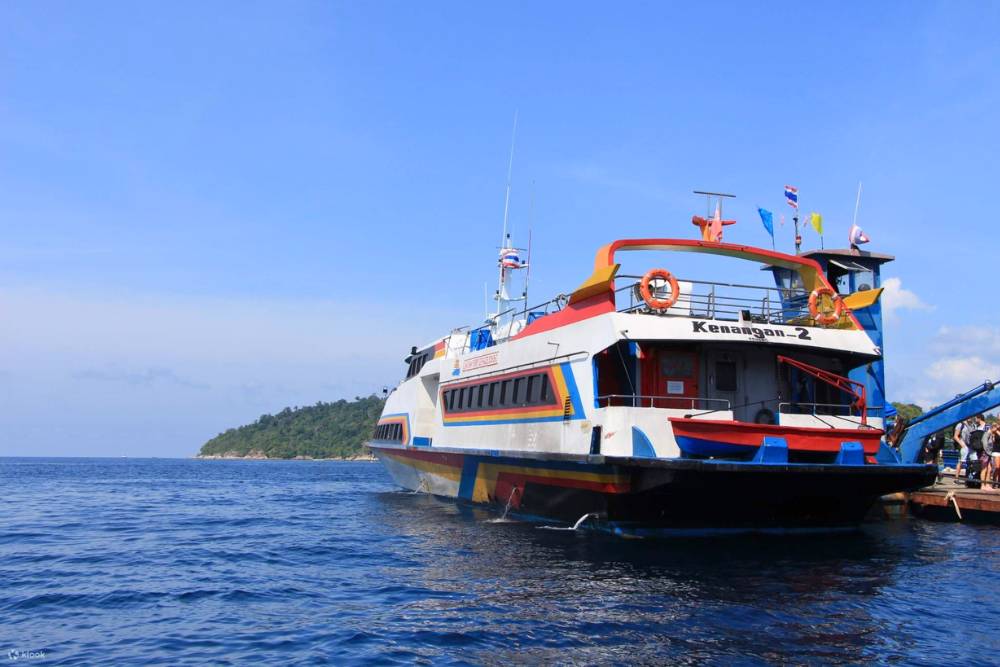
[199,395,384,459]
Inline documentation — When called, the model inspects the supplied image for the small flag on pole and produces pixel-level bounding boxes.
[757,207,774,239]
[810,212,823,235]
[849,223,870,245]
[500,248,522,268]
[784,185,799,209]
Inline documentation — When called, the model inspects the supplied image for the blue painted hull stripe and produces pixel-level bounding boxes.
[458,457,479,499]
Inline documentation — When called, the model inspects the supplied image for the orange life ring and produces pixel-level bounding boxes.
[808,287,843,326]
[639,268,680,311]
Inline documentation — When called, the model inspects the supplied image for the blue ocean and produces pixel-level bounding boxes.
[1,458,997,665]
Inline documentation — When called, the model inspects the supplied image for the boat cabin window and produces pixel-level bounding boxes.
[714,361,738,392]
[374,422,404,442]
[661,354,694,379]
[539,375,550,402]
[441,369,560,415]
[488,382,498,406]
[512,378,525,404]
[406,352,430,379]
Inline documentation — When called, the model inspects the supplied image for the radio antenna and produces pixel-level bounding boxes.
[499,110,518,249]
[523,181,535,306]
[852,181,863,228]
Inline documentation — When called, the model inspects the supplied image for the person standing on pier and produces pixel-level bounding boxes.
[954,415,986,485]
[953,418,975,484]
[985,422,1000,490]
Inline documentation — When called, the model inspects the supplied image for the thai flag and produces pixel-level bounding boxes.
[500,249,522,268]
[784,185,798,209]
[849,223,870,245]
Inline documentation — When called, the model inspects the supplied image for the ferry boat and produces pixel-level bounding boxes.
[368,205,936,533]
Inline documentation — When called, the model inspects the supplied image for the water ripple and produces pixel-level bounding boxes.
[1,457,997,664]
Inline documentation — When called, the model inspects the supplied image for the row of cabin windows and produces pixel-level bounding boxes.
[443,373,554,413]
[406,351,431,379]
[374,422,403,442]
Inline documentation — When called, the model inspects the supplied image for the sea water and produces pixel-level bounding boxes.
[1,458,997,665]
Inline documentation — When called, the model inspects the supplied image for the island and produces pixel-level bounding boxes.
[197,395,383,460]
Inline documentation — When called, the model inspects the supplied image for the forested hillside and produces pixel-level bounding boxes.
[198,396,383,459]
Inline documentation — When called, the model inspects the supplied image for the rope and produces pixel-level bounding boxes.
[944,491,963,520]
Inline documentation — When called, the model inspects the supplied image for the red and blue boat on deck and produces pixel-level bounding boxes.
[368,199,936,533]
[668,417,883,462]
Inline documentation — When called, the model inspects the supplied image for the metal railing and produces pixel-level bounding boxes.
[778,402,885,417]
[447,271,831,356]
[615,274,815,325]
[596,395,731,410]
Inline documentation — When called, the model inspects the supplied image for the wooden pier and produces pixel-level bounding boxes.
[903,479,1000,522]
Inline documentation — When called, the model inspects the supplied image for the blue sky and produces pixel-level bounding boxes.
[1,2,998,456]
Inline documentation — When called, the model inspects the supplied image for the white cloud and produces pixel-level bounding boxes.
[880,276,931,322]
[926,355,1000,386]
[893,325,1000,408]
[930,324,1000,357]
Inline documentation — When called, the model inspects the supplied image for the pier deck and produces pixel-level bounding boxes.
[906,479,1000,522]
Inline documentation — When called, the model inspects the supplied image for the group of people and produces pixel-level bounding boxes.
[949,415,1000,488]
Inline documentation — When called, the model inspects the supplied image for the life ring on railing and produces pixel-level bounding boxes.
[808,287,843,326]
[639,268,680,311]
[754,408,776,425]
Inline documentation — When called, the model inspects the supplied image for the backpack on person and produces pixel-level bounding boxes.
[968,429,985,453]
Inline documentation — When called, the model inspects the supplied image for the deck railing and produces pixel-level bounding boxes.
[778,402,885,417]
[454,273,823,354]
[596,395,731,410]
[614,275,812,324]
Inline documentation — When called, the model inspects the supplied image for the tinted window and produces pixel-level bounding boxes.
[513,378,524,405]
[500,380,510,406]
[715,361,738,392]
[488,382,498,407]
[539,375,551,403]
[526,375,537,404]
[476,385,485,408]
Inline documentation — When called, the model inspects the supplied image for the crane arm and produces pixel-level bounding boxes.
[897,380,1000,463]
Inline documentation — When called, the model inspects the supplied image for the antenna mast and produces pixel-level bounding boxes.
[523,181,535,306]
[499,110,518,250]
[495,111,520,323]
[852,181,863,228]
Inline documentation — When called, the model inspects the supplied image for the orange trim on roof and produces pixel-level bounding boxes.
[516,238,863,339]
